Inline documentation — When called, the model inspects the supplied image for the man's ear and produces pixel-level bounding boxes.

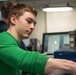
[10,15,17,25]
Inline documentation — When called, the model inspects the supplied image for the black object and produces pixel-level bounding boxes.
[0,21,8,32]
[42,32,69,53]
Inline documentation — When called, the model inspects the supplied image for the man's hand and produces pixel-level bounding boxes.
[44,58,76,75]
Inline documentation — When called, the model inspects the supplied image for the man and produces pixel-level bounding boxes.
[0,2,29,75]
[0,3,76,75]
[0,1,28,50]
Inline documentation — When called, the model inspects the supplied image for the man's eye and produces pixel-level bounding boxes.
[26,19,36,26]
[26,20,32,24]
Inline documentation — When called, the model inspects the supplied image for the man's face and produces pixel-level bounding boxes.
[12,11,36,39]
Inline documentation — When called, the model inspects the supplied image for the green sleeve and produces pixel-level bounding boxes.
[0,45,49,74]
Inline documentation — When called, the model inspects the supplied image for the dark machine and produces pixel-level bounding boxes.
[54,49,76,75]
[42,30,76,75]
[54,30,76,75]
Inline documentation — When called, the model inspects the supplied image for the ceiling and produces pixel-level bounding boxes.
[12,0,76,8]
[1,0,76,9]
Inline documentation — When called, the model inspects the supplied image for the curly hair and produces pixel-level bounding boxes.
[8,3,38,25]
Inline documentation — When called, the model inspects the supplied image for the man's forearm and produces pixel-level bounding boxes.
[44,58,76,74]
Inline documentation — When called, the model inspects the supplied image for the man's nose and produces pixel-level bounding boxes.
[30,23,35,29]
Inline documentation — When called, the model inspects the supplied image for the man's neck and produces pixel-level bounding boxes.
[7,28,23,43]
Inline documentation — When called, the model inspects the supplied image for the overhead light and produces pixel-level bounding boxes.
[42,7,73,12]
[42,3,73,12]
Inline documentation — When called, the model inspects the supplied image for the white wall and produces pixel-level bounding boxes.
[30,8,76,44]
[46,8,76,32]
[30,9,46,44]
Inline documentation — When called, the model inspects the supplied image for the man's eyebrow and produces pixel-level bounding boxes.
[28,17,37,24]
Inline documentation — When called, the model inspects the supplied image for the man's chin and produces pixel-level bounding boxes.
[24,36,29,39]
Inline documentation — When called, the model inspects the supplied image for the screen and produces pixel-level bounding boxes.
[42,32,70,54]
[0,11,2,20]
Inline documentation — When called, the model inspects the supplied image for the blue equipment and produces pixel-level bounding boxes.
[54,49,76,75]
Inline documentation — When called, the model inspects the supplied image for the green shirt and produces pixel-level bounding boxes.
[0,31,49,75]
